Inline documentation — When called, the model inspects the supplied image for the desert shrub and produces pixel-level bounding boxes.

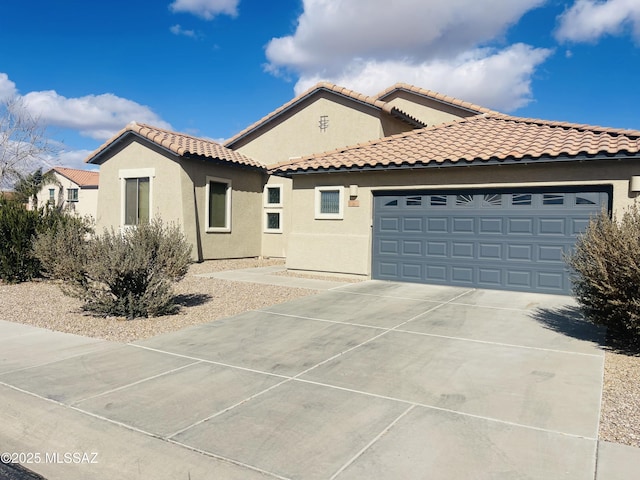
[36,218,192,319]
[0,197,41,282]
[32,213,93,283]
[567,205,640,340]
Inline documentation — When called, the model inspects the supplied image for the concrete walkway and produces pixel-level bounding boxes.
[196,265,354,290]
[1,280,640,479]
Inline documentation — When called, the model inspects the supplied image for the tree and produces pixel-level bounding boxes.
[0,97,53,191]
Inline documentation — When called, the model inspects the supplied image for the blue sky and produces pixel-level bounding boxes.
[0,0,639,171]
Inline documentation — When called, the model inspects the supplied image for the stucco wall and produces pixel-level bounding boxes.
[94,138,265,261]
[285,159,640,276]
[381,90,479,126]
[180,159,264,261]
[232,92,410,166]
[94,139,184,233]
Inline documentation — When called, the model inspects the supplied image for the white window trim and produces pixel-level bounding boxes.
[119,168,155,228]
[314,186,344,220]
[205,176,232,233]
[263,183,283,207]
[264,209,283,234]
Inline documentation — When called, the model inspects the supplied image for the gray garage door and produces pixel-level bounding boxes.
[372,188,610,294]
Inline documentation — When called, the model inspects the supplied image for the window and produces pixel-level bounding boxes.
[125,178,150,225]
[264,209,282,233]
[119,168,154,227]
[430,195,447,206]
[67,188,78,202]
[406,196,422,206]
[48,188,55,205]
[264,184,283,207]
[315,186,344,220]
[512,193,532,206]
[543,193,564,205]
[206,176,231,232]
[264,183,283,233]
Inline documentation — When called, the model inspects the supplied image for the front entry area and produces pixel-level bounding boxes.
[372,187,611,294]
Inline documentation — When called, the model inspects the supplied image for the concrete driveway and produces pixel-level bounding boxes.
[1,280,637,479]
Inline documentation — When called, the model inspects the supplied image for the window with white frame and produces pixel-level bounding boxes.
[263,183,283,233]
[48,188,55,205]
[314,186,344,220]
[264,184,283,207]
[67,188,78,202]
[264,209,283,233]
[206,176,231,232]
[125,178,150,225]
[119,168,154,227]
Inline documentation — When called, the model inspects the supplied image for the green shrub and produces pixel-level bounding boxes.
[567,205,640,340]
[35,218,192,319]
[0,197,41,282]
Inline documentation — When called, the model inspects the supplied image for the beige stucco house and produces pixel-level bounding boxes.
[36,167,99,218]
[86,82,640,295]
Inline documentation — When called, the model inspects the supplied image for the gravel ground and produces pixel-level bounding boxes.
[0,258,639,448]
[0,258,317,343]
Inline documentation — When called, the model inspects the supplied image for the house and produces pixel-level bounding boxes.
[35,167,99,218]
[86,82,640,295]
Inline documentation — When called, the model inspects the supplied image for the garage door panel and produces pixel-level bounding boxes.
[507,244,533,261]
[539,218,566,235]
[452,218,474,233]
[402,217,423,232]
[427,217,448,233]
[538,245,565,263]
[452,266,473,283]
[373,188,610,294]
[508,218,534,234]
[380,217,400,232]
[379,240,399,254]
[478,243,502,260]
[452,242,474,258]
[402,240,422,255]
[479,218,503,234]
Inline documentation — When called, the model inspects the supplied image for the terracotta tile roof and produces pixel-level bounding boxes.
[86,122,265,169]
[52,167,99,187]
[375,83,497,115]
[271,114,640,174]
[224,82,425,147]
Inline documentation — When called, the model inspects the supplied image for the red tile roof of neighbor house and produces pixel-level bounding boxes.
[86,122,265,169]
[223,82,461,147]
[52,167,99,187]
[271,114,640,174]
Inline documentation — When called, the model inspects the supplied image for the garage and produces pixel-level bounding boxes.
[372,187,611,294]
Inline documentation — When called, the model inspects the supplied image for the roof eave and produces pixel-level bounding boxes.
[273,152,640,176]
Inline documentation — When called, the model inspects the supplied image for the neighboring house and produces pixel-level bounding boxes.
[35,167,99,218]
[85,82,640,295]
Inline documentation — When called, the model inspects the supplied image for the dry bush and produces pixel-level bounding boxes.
[567,205,640,341]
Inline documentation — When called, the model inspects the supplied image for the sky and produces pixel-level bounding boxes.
[0,0,639,172]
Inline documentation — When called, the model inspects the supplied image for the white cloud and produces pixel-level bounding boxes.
[170,24,198,38]
[0,73,17,102]
[21,90,172,140]
[265,0,551,111]
[555,0,640,43]
[49,149,97,171]
[295,44,552,112]
[169,0,239,20]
